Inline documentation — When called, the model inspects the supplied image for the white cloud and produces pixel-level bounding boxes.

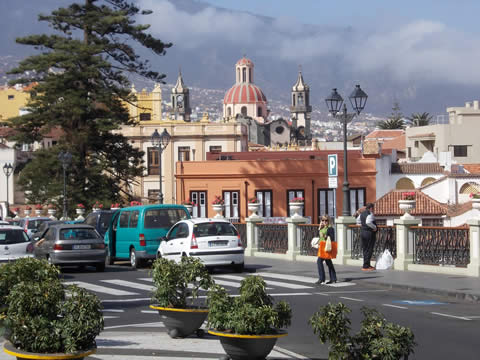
[138,1,480,85]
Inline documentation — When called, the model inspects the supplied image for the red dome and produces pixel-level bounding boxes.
[236,57,254,67]
[223,83,267,104]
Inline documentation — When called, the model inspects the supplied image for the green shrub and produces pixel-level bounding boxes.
[151,256,212,308]
[309,303,416,360]
[207,275,292,335]
[6,281,103,354]
[0,258,60,308]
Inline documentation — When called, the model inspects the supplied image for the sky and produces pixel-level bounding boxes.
[136,0,480,86]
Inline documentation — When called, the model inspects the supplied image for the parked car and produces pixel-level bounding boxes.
[5,219,21,226]
[0,225,34,262]
[83,210,116,238]
[157,218,244,272]
[18,217,52,238]
[31,220,67,241]
[104,204,190,268]
[33,224,107,271]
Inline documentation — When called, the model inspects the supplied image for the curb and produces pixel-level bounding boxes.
[363,280,480,303]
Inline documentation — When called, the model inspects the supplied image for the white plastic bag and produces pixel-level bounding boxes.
[311,237,319,249]
[375,249,394,270]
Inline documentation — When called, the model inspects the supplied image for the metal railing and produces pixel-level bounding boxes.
[412,226,469,267]
[257,223,288,254]
[232,222,247,248]
[349,225,396,260]
[299,224,320,256]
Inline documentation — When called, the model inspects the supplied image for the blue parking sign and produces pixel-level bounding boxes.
[328,154,338,177]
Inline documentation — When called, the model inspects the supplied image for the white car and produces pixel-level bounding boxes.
[0,225,34,262]
[158,218,245,272]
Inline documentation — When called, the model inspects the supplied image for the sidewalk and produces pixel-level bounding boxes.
[244,256,480,302]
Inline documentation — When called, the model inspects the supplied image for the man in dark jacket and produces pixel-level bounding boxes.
[356,203,377,271]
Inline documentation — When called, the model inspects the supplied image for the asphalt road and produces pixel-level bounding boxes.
[58,259,480,360]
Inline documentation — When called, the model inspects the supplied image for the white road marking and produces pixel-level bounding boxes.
[64,281,139,296]
[102,309,125,313]
[103,321,165,330]
[103,316,119,319]
[102,297,150,303]
[255,272,318,283]
[431,312,472,321]
[269,292,311,296]
[382,304,408,309]
[322,289,388,294]
[464,315,480,319]
[215,274,311,289]
[138,278,153,282]
[101,279,154,292]
[214,279,243,288]
[314,292,330,296]
[339,296,364,302]
[325,282,356,287]
[141,310,158,314]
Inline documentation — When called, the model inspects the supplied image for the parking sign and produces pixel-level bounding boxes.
[328,154,338,177]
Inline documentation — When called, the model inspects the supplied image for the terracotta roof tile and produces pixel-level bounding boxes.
[374,190,447,216]
[381,134,406,151]
[447,202,474,217]
[365,129,405,139]
[391,162,444,174]
[463,164,480,174]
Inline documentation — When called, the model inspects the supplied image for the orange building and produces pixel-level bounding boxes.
[175,150,377,222]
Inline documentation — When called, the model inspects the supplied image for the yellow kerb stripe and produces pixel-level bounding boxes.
[149,305,209,313]
[207,330,288,339]
[3,347,96,359]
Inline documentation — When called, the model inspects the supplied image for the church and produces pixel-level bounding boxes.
[223,56,312,147]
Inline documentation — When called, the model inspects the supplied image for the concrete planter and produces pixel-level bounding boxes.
[289,202,304,218]
[208,329,287,360]
[149,305,208,338]
[212,204,224,218]
[247,203,261,218]
[472,198,480,210]
[23,209,31,217]
[183,205,193,216]
[398,200,416,219]
[35,209,43,216]
[3,341,96,360]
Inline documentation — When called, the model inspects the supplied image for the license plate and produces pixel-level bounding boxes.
[73,244,91,250]
[208,241,228,247]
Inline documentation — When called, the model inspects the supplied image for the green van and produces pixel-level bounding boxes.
[104,204,190,268]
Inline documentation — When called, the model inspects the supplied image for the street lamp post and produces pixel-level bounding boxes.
[58,151,72,219]
[3,163,13,217]
[151,129,171,204]
[325,85,368,217]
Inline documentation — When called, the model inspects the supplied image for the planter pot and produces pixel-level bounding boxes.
[35,209,43,216]
[398,200,416,219]
[3,341,96,360]
[289,202,304,219]
[23,209,31,217]
[110,207,120,211]
[47,209,57,217]
[76,208,85,215]
[208,330,287,360]
[149,305,208,338]
[183,204,193,215]
[247,203,261,218]
[92,208,100,212]
[212,204,224,218]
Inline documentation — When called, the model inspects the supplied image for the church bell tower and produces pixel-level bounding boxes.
[171,70,191,122]
[290,69,312,141]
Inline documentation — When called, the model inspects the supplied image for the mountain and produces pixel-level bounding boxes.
[0,0,477,118]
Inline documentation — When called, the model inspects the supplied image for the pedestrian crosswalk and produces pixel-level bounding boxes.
[64,271,356,299]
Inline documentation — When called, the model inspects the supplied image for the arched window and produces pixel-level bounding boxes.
[237,68,240,83]
[227,107,232,117]
[421,177,436,187]
[249,69,252,83]
[298,93,304,105]
[241,106,247,116]
[459,182,480,194]
[257,107,262,117]
[395,178,415,190]
[242,68,246,82]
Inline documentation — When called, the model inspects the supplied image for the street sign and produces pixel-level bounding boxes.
[328,154,338,177]
[328,176,338,189]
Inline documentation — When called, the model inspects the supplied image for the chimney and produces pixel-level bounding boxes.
[474,101,479,110]
[465,102,471,108]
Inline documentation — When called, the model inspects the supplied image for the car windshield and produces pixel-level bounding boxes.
[194,222,238,237]
[27,219,50,230]
[0,230,29,244]
[59,228,100,240]
[144,209,189,229]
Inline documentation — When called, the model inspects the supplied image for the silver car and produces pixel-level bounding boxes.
[33,224,107,271]
[0,225,34,262]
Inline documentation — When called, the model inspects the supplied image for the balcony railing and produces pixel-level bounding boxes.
[349,225,396,260]
[232,222,247,248]
[299,224,320,256]
[257,223,288,254]
[412,226,469,267]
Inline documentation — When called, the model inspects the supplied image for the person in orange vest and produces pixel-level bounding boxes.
[315,215,337,285]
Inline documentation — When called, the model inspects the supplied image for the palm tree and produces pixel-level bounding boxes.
[376,118,405,129]
[407,112,432,127]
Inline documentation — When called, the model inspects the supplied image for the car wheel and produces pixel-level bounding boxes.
[96,263,106,272]
[130,248,138,268]
[233,262,244,273]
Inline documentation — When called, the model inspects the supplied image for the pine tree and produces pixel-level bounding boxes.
[7,0,171,212]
